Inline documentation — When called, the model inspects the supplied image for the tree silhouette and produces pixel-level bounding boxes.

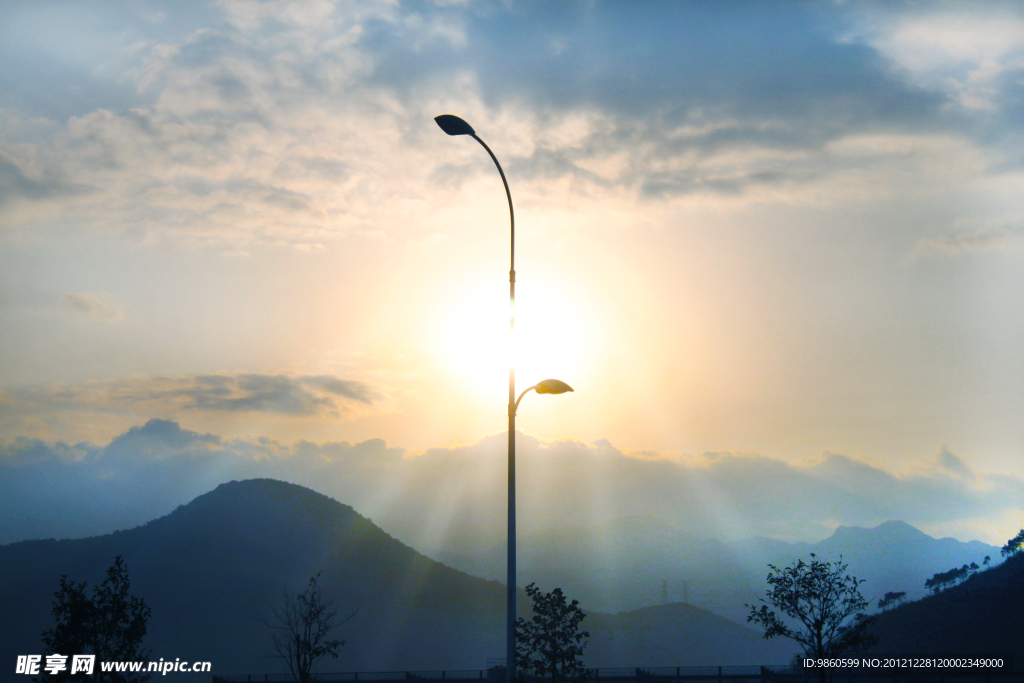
[41,555,151,682]
[746,554,875,683]
[925,569,950,594]
[925,562,980,595]
[877,591,906,611]
[1001,529,1024,558]
[260,573,356,683]
[515,583,590,683]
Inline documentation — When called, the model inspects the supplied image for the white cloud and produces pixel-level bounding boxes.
[216,0,340,33]
[845,4,1024,111]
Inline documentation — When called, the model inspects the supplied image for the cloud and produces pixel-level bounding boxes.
[0,0,986,248]
[933,445,976,481]
[178,374,371,415]
[0,3,1022,558]
[911,227,1023,256]
[0,154,89,207]
[61,291,122,321]
[106,417,218,452]
[843,3,1024,113]
[0,419,406,544]
[0,373,377,421]
[1,421,1019,549]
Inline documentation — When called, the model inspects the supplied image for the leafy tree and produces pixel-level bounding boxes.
[515,583,590,683]
[746,554,876,683]
[42,556,151,682]
[925,563,979,595]
[260,573,356,683]
[1001,529,1024,558]
[925,570,944,594]
[876,591,906,611]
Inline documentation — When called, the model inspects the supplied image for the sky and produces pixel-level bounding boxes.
[1,0,1023,547]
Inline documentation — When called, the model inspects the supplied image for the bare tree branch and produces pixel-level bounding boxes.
[258,573,357,683]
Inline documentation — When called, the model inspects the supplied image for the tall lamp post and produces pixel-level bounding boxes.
[434,114,573,680]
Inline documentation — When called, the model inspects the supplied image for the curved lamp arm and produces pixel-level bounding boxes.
[434,114,514,274]
[511,378,574,417]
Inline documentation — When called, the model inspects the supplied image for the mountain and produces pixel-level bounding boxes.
[869,552,1024,659]
[1,479,503,674]
[798,520,997,599]
[435,518,1000,624]
[588,602,789,667]
[0,479,790,678]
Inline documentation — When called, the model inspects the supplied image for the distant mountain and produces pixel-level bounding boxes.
[588,602,790,667]
[436,518,1000,624]
[796,520,997,602]
[434,515,747,614]
[0,479,789,679]
[869,552,1024,659]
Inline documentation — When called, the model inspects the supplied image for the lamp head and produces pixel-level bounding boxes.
[534,379,574,395]
[434,114,476,136]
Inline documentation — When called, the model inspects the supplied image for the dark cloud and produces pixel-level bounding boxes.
[640,168,793,199]
[176,374,373,415]
[497,3,933,120]
[934,445,976,481]
[992,63,1024,128]
[305,375,375,403]
[182,374,336,415]
[0,374,377,419]
[366,2,945,135]
[357,1,959,199]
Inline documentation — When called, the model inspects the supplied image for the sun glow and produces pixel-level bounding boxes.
[432,273,596,400]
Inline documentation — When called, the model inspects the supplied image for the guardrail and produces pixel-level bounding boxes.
[214,672,489,683]
[213,666,784,683]
[213,664,1024,683]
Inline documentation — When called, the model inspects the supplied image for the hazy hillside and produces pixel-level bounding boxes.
[437,517,1000,623]
[869,552,1024,659]
[588,602,792,667]
[1,479,506,674]
[0,479,790,678]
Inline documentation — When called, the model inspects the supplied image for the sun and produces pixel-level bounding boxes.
[432,273,595,400]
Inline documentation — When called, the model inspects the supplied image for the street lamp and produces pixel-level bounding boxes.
[434,114,574,680]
